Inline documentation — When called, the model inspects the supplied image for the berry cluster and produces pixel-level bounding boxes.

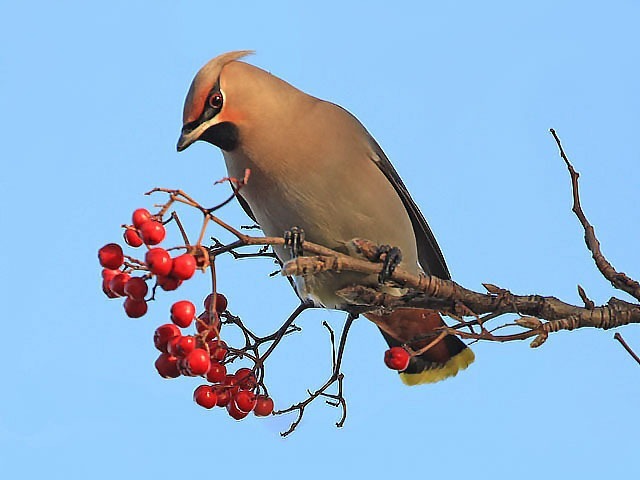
[98,208,199,318]
[155,294,274,419]
[98,207,274,421]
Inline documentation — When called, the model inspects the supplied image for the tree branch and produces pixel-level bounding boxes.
[550,129,640,301]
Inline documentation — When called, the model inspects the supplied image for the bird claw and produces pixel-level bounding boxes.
[284,227,305,258]
[373,245,402,283]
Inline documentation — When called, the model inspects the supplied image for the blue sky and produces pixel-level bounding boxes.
[2,1,639,478]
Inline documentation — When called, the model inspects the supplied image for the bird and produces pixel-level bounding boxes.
[177,51,474,385]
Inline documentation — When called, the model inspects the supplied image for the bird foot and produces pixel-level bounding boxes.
[284,227,305,259]
[373,245,402,283]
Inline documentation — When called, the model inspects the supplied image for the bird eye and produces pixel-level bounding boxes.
[208,92,223,110]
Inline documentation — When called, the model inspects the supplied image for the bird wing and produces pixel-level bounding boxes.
[367,135,451,280]
[232,102,450,281]
[232,185,258,223]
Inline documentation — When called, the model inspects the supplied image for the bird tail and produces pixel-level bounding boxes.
[365,308,474,385]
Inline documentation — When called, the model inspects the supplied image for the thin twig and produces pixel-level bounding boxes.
[614,332,640,365]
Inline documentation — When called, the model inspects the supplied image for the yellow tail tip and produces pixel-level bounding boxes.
[399,347,475,386]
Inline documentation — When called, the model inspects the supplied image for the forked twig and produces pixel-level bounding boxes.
[275,314,356,436]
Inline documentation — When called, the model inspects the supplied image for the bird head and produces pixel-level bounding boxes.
[176,50,255,152]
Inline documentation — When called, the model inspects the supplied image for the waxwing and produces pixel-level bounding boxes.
[177,51,473,384]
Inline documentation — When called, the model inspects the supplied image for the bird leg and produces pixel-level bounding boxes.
[284,226,305,259]
[373,245,403,284]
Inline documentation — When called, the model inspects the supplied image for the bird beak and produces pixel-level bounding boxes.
[176,128,195,152]
[176,120,215,152]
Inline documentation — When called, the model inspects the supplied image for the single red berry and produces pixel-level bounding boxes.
[155,353,180,378]
[210,340,228,362]
[132,208,152,229]
[193,385,217,409]
[234,368,257,390]
[206,361,227,383]
[170,300,196,328]
[168,335,196,357]
[384,346,411,371]
[234,390,257,413]
[185,348,211,376]
[124,277,148,300]
[145,248,173,276]
[123,297,148,318]
[109,273,130,297]
[139,220,166,246]
[215,387,232,407]
[203,293,228,314]
[171,254,197,280]
[254,395,274,417]
[227,400,249,420]
[98,243,124,270]
[154,323,181,352]
[123,228,144,247]
[157,275,182,291]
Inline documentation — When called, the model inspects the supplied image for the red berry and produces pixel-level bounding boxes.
[206,361,227,383]
[155,353,180,378]
[204,293,228,314]
[109,273,130,297]
[170,300,196,328]
[384,346,411,371]
[193,385,217,409]
[234,368,257,390]
[254,395,274,417]
[123,228,144,247]
[215,387,232,407]
[154,324,181,352]
[124,277,148,300]
[124,297,148,318]
[132,208,152,229]
[157,275,182,291]
[171,254,197,280]
[227,400,249,420]
[145,248,173,276]
[168,335,196,357]
[139,220,166,245]
[234,390,257,413]
[98,243,124,270]
[185,348,211,376]
[210,340,228,362]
